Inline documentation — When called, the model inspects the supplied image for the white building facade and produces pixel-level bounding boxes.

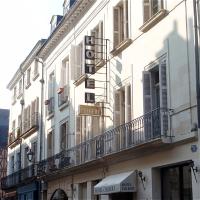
[3,0,200,200]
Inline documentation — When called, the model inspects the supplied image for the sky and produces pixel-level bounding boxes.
[0,0,64,109]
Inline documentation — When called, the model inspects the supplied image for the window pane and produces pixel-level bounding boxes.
[182,165,192,200]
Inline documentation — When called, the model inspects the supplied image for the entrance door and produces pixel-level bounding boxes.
[161,163,193,200]
[110,192,133,200]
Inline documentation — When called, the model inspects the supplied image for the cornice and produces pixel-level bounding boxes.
[7,39,46,90]
[38,0,97,60]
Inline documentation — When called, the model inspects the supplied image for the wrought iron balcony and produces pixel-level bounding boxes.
[37,108,170,176]
[1,164,36,190]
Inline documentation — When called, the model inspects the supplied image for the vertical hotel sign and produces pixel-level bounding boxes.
[84,36,96,103]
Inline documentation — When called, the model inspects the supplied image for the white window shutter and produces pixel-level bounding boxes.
[159,59,168,135]
[143,0,150,22]
[70,45,76,80]
[114,91,121,126]
[143,71,152,113]
[75,45,82,79]
[113,7,121,47]
[99,21,103,60]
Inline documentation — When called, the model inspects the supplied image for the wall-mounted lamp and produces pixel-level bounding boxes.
[189,162,200,183]
[27,148,34,162]
[138,170,146,190]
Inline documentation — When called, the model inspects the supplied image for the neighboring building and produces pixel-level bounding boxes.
[2,40,46,200]
[2,0,200,200]
[0,109,9,199]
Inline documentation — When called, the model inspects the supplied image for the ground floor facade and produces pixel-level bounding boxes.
[45,141,200,200]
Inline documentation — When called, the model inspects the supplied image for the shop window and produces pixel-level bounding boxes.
[161,163,193,200]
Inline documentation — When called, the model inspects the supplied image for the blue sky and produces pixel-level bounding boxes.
[0,0,63,109]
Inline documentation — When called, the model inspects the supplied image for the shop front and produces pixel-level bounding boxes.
[17,182,39,200]
[94,171,137,200]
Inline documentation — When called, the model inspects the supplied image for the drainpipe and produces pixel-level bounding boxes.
[19,66,25,171]
[193,0,200,129]
[36,57,45,162]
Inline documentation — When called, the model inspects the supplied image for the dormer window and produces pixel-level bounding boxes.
[63,0,76,15]
[50,15,63,34]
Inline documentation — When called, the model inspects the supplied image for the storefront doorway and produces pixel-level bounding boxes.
[50,189,68,200]
[110,192,133,200]
[161,162,193,200]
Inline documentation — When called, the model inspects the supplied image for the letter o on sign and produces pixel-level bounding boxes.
[85,49,95,60]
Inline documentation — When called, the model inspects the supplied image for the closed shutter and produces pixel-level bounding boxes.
[31,100,35,127]
[113,7,121,47]
[159,59,168,135]
[123,0,128,39]
[114,91,121,126]
[143,0,150,22]
[70,45,76,80]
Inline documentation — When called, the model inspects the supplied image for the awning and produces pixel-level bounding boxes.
[94,171,137,195]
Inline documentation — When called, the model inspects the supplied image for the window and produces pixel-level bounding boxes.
[26,68,31,87]
[12,86,17,103]
[114,84,131,127]
[31,141,37,162]
[58,58,69,107]
[24,147,29,168]
[16,152,21,171]
[47,72,55,115]
[143,59,168,137]
[143,0,163,22]
[47,130,54,157]
[18,79,22,96]
[70,43,84,81]
[60,121,69,151]
[113,0,128,48]
[91,21,104,65]
[10,155,14,173]
[33,60,39,79]
[31,97,39,126]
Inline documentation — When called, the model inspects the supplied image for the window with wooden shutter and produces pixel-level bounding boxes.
[143,71,152,114]
[143,0,150,22]
[47,130,54,157]
[123,0,128,39]
[113,7,121,47]
[60,122,67,151]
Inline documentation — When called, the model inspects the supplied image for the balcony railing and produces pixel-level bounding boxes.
[1,164,35,190]
[58,85,69,107]
[3,108,170,189]
[37,108,170,175]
